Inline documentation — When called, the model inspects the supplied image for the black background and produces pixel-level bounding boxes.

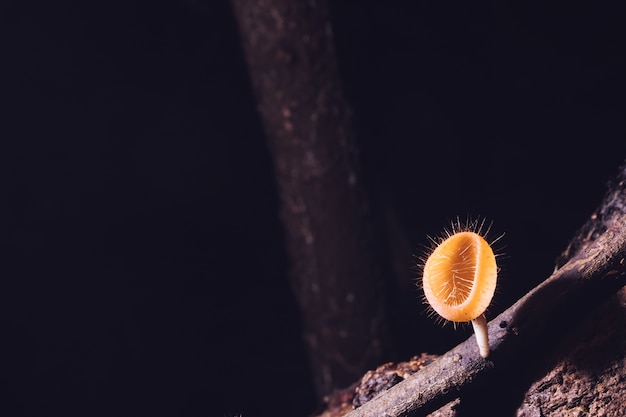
[2,1,625,416]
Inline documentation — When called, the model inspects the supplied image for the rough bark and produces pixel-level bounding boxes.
[515,286,626,417]
[320,288,626,417]
[229,0,390,398]
[315,160,626,417]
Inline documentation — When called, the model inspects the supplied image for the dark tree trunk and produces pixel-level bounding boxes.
[230,0,391,398]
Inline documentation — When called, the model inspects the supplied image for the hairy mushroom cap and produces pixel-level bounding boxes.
[422,231,498,323]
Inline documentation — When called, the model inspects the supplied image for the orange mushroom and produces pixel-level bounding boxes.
[422,230,498,358]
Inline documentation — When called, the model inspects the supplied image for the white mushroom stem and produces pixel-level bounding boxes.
[471,313,489,358]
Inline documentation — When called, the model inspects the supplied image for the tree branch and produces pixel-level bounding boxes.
[345,161,626,417]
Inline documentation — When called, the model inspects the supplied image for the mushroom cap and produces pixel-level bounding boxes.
[422,231,498,322]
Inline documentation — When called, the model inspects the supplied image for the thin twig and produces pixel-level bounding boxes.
[345,163,626,417]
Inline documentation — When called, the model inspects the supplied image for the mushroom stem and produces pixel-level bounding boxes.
[471,314,489,358]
